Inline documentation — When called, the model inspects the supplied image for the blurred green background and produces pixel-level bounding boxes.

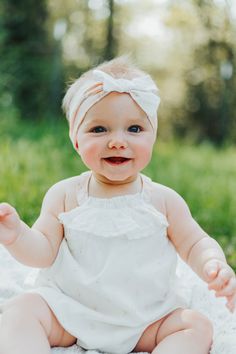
[0,0,236,267]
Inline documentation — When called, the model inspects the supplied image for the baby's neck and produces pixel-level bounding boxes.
[89,172,142,198]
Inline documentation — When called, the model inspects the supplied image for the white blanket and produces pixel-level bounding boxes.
[0,246,235,354]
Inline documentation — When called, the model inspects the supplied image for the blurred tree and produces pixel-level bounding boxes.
[104,0,118,60]
[0,0,57,120]
[158,0,236,145]
[164,0,236,144]
[47,0,119,78]
[185,0,235,145]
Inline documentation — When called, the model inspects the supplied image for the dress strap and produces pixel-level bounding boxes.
[76,170,91,205]
[140,173,153,203]
[76,171,152,205]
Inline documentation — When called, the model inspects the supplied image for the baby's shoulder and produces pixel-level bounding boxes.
[44,173,87,213]
[148,179,190,219]
[149,180,179,198]
[47,175,81,195]
[147,179,186,216]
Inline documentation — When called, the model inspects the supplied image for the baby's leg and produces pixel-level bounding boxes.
[0,293,76,354]
[134,308,213,354]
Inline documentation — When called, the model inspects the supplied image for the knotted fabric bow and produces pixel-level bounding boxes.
[68,69,160,149]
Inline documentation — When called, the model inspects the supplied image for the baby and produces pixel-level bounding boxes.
[0,56,235,354]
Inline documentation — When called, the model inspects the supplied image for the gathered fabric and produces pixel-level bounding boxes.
[68,70,160,149]
[31,171,185,354]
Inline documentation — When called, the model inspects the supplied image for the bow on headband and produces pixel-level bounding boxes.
[68,69,160,149]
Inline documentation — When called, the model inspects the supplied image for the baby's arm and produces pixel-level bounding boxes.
[163,186,236,312]
[0,181,66,268]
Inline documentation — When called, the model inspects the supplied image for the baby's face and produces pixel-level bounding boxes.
[76,92,156,183]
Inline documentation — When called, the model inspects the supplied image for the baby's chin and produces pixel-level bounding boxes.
[93,172,139,185]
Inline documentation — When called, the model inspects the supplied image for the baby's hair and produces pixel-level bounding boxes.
[62,55,148,122]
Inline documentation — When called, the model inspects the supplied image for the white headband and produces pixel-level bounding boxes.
[68,69,160,149]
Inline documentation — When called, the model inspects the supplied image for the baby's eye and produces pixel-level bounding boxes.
[128,125,142,133]
[90,126,107,133]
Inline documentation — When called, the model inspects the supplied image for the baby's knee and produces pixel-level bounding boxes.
[1,293,51,331]
[187,310,213,344]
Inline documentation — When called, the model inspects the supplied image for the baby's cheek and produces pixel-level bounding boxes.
[79,143,99,166]
[136,144,153,167]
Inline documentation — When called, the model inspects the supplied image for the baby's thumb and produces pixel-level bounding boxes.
[203,260,219,281]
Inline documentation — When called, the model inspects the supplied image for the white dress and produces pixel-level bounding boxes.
[32,171,185,354]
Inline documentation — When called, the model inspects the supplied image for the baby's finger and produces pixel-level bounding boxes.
[215,277,236,297]
[204,260,219,281]
[208,268,233,291]
[226,293,236,313]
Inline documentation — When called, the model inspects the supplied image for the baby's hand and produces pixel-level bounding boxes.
[0,203,21,246]
[203,259,236,313]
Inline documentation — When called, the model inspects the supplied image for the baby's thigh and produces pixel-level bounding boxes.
[156,308,213,345]
[133,308,213,352]
[133,316,167,353]
[2,292,76,347]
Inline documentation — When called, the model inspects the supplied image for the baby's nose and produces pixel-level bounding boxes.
[108,133,128,149]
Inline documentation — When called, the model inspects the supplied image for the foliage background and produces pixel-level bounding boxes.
[1,0,236,143]
[0,0,236,266]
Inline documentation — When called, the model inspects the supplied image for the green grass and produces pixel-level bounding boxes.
[1,114,236,268]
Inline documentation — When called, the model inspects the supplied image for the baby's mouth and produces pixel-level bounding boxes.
[103,157,131,165]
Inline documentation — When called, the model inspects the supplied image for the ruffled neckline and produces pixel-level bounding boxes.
[85,190,144,207]
[58,171,169,228]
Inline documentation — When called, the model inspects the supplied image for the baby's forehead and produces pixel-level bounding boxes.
[83,112,149,124]
[84,92,148,119]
